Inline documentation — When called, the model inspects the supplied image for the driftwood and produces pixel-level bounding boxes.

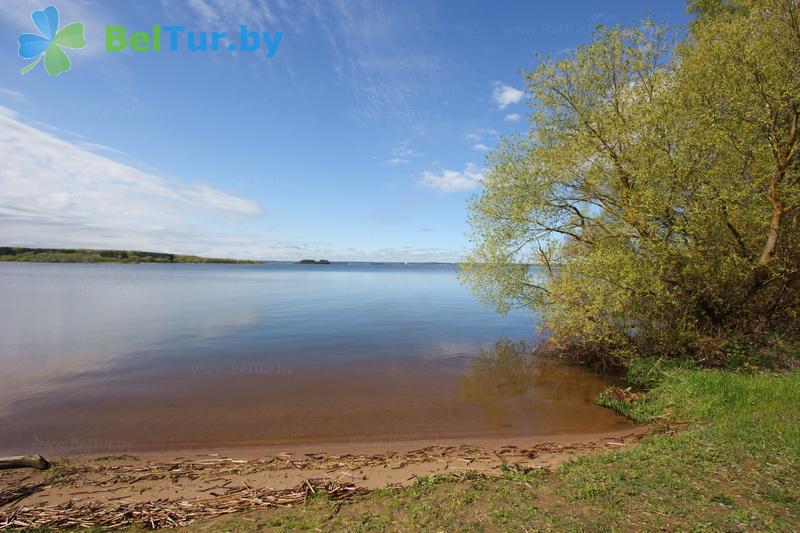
[0,455,50,471]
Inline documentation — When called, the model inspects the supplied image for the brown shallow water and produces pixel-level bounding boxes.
[0,345,631,455]
[0,263,632,455]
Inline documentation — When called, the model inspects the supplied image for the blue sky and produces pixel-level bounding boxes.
[0,0,688,261]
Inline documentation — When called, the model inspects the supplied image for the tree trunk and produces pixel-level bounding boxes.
[758,203,783,266]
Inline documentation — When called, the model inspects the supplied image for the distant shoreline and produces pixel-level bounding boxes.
[0,247,475,265]
[0,246,262,264]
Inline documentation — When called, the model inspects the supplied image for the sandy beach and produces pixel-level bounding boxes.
[0,426,647,529]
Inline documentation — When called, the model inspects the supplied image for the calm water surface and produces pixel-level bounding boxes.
[0,262,631,454]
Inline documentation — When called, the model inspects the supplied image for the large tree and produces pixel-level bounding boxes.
[462,0,800,367]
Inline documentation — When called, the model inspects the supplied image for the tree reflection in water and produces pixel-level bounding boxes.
[458,340,540,432]
[458,339,628,436]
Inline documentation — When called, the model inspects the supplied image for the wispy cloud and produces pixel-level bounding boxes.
[159,0,283,32]
[385,139,419,165]
[418,163,484,193]
[504,113,521,122]
[492,82,524,109]
[0,87,26,103]
[0,107,468,262]
[590,12,618,23]
[464,128,498,142]
[473,143,489,151]
[331,246,468,262]
[0,106,265,255]
[171,0,446,123]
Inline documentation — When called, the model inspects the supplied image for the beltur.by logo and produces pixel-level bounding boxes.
[105,25,283,58]
[17,5,85,76]
[16,5,284,78]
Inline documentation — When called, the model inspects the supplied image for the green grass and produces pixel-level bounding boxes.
[186,368,800,532]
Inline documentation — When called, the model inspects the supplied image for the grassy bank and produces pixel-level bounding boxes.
[187,368,800,532]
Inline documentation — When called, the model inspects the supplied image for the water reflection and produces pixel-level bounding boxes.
[459,340,619,436]
[0,263,631,454]
[460,340,538,395]
[459,340,538,430]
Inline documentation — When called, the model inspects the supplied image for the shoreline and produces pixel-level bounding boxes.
[4,367,798,530]
[0,426,647,529]
[53,425,648,465]
[1,420,637,459]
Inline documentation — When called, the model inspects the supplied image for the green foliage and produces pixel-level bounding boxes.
[717,340,761,370]
[462,0,800,367]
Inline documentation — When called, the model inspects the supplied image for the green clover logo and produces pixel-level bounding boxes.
[18,5,85,77]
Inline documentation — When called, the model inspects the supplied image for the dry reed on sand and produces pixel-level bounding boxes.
[0,477,367,530]
[0,483,44,508]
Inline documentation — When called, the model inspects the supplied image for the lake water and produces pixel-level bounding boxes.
[0,262,632,455]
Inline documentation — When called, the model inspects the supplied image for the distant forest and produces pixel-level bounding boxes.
[0,247,262,264]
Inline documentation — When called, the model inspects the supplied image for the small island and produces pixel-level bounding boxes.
[0,247,262,264]
[297,259,330,264]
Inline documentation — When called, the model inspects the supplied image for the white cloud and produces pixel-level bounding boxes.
[504,113,521,122]
[473,143,489,151]
[0,106,266,254]
[385,140,418,165]
[492,82,524,109]
[464,128,498,143]
[590,12,618,22]
[418,163,484,193]
[0,87,26,102]
[0,107,469,262]
[390,140,414,157]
